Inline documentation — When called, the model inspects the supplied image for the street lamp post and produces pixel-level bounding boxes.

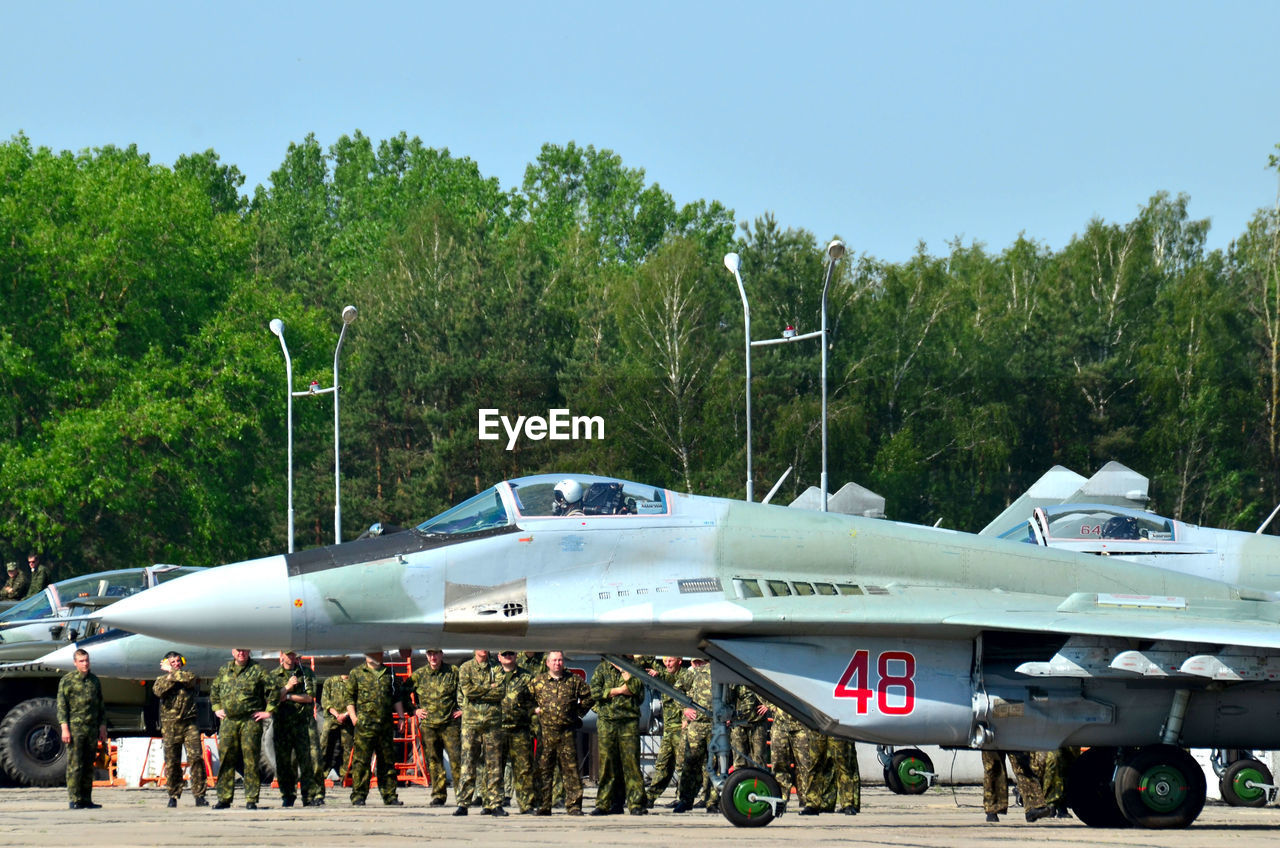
[332,305,357,543]
[724,253,753,502]
[268,305,358,552]
[268,319,294,552]
[820,239,846,512]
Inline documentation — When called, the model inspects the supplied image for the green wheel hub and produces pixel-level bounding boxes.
[1136,764,1189,813]
[1228,766,1268,804]
[896,756,928,790]
[729,776,772,818]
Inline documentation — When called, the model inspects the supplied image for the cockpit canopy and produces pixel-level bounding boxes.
[415,474,670,536]
[995,504,1177,546]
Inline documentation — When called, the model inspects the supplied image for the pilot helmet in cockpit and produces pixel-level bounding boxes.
[552,479,584,515]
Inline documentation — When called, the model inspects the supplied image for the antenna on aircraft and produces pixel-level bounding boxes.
[761,467,793,505]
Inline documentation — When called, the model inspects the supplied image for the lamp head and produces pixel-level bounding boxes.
[826,239,846,261]
[269,318,284,337]
[341,305,357,325]
[723,253,741,274]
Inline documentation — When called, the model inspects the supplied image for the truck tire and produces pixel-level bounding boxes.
[0,698,66,787]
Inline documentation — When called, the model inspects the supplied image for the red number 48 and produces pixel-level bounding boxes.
[833,649,915,715]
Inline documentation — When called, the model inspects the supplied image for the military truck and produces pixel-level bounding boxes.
[0,565,201,786]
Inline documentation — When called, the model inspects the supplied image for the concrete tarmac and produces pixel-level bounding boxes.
[2,784,1277,847]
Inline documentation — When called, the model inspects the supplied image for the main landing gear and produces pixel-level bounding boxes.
[1067,745,1206,828]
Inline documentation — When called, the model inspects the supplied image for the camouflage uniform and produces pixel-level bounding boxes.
[210,658,273,805]
[318,676,354,786]
[26,563,53,598]
[267,662,320,805]
[645,663,686,805]
[982,749,1047,815]
[529,670,593,814]
[153,668,207,801]
[590,661,646,813]
[675,663,720,810]
[730,685,769,768]
[498,663,537,812]
[457,655,504,811]
[56,668,104,806]
[829,737,860,812]
[768,703,811,806]
[1033,746,1079,810]
[346,662,404,804]
[2,565,29,600]
[407,661,462,804]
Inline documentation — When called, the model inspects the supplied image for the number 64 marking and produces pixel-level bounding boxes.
[833,649,916,715]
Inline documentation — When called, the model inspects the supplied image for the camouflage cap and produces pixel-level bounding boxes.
[4,562,15,571]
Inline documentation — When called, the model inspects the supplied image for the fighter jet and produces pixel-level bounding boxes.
[101,472,1280,829]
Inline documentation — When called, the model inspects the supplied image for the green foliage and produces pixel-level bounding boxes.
[4,130,1280,573]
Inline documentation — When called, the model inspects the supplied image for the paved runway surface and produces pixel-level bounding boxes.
[2,784,1277,847]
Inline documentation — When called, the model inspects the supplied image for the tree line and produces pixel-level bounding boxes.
[2,131,1278,571]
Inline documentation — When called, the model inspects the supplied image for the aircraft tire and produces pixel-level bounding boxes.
[0,698,66,787]
[719,767,782,827]
[886,748,932,795]
[1219,758,1272,807]
[1065,746,1129,828]
[1113,744,1205,829]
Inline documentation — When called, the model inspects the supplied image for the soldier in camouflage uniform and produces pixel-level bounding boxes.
[590,657,647,815]
[730,684,770,769]
[530,650,593,816]
[829,737,860,814]
[768,701,808,811]
[457,648,505,815]
[268,650,321,807]
[982,749,1052,823]
[408,649,461,806]
[1033,746,1078,818]
[318,673,353,787]
[210,647,274,809]
[2,561,29,600]
[57,648,106,809]
[672,657,720,813]
[345,651,407,806]
[153,651,207,806]
[25,553,53,599]
[644,656,685,807]
[497,650,538,813]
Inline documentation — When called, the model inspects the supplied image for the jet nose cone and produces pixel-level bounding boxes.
[100,557,294,649]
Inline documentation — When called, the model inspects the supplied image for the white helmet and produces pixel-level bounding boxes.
[554,479,584,506]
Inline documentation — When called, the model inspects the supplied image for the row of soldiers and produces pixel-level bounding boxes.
[60,646,861,816]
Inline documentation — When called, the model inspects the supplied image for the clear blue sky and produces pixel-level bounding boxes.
[3,0,1277,263]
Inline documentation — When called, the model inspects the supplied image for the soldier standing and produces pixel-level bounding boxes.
[153,651,208,807]
[529,650,593,816]
[25,553,53,598]
[829,737,860,814]
[346,651,407,806]
[982,749,1052,823]
[269,650,322,807]
[672,657,718,813]
[210,647,273,809]
[318,672,353,787]
[1033,747,1078,818]
[408,649,462,807]
[589,657,647,815]
[730,684,770,769]
[456,648,504,816]
[768,701,808,812]
[497,650,537,813]
[57,648,106,809]
[2,561,29,600]
[644,656,685,807]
